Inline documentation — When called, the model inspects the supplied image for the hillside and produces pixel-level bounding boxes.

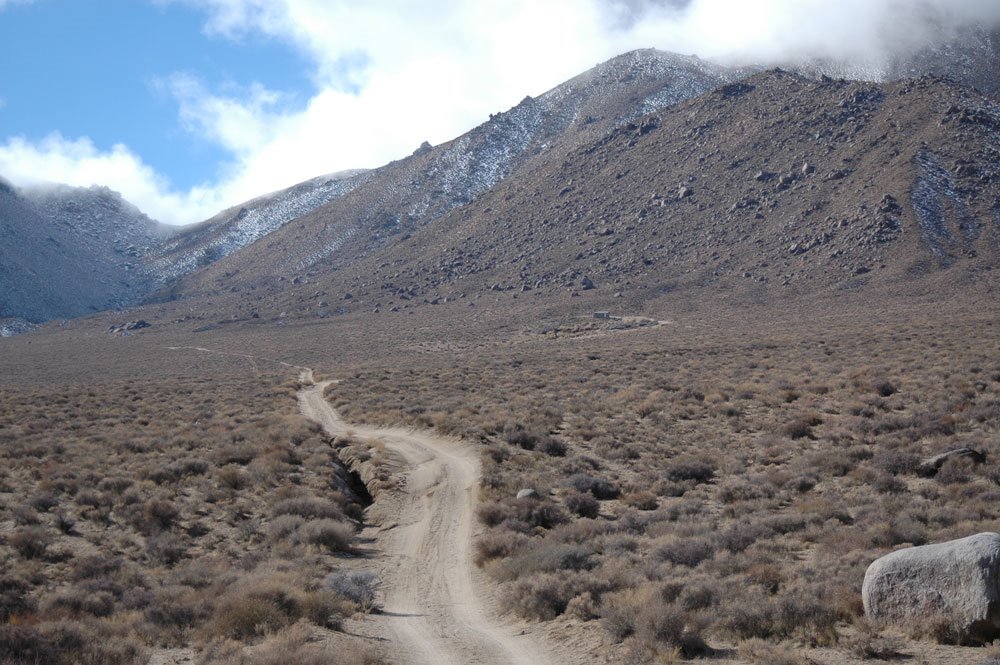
[168,70,998,325]
[148,169,372,284]
[0,180,168,322]
[3,28,1000,327]
[163,50,747,300]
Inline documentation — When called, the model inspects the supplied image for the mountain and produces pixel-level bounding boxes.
[791,27,1000,99]
[165,50,748,299]
[0,51,747,325]
[0,170,370,323]
[0,179,169,322]
[885,26,1000,98]
[148,169,371,284]
[172,69,999,324]
[3,28,1000,327]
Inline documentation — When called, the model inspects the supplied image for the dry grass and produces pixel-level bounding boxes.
[327,300,1000,658]
[0,372,373,660]
[1,290,997,663]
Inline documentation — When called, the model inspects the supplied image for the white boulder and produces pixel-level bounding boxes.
[862,532,1000,641]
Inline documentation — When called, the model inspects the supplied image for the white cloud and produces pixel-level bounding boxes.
[0,134,225,224]
[2,0,1000,225]
[0,98,6,110]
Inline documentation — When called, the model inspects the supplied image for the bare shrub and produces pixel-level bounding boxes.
[677,577,721,611]
[147,532,190,565]
[936,456,975,485]
[0,576,35,621]
[663,458,715,484]
[538,437,568,457]
[474,530,528,566]
[635,604,707,658]
[12,504,40,525]
[97,476,133,494]
[653,537,715,567]
[476,501,513,527]
[199,621,386,665]
[501,571,596,620]
[568,474,620,500]
[295,519,354,552]
[717,477,778,503]
[272,496,343,520]
[144,586,201,633]
[216,465,249,490]
[141,498,180,533]
[325,570,380,611]
[10,526,52,559]
[565,592,598,621]
[842,618,903,659]
[210,575,345,641]
[266,514,305,543]
[716,522,775,554]
[718,587,838,645]
[564,491,599,518]
[29,492,59,513]
[784,414,820,440]
[622,491,658,511]
[43,588,115,617]
[498,544,594,581]
[0,619,147,665]
[873,380,898,397]
[600,587,707,657]
[505,429,538,450]
[873,450,919,476]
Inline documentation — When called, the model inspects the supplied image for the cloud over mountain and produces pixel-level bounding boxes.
[1,0,998,225]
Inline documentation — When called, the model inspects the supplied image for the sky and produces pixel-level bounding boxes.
[1,0,999,225]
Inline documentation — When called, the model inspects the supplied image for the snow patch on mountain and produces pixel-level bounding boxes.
[0,318,38,337]
[151,170,370,283]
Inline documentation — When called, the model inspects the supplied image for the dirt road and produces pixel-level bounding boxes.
[298,370,553,665]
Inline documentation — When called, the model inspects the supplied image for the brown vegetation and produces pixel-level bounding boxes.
[327,299,1000,660]
[0,372,381,663]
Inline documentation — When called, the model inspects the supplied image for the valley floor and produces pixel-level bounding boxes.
[1,292,998,664]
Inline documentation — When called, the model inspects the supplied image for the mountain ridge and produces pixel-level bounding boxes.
[3,29,1000,326]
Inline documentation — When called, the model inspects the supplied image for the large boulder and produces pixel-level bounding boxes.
[916,448,985,477]
[862,532,1000,641]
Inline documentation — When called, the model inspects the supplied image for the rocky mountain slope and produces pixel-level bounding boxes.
[164,50,749,298]
[167,32,1000,312]
[149,169,371,284]
[0,180,168,322]
[0,170,370,323]
[0,51,747,324]
[189,70,999,323]
[3,26,1000,327]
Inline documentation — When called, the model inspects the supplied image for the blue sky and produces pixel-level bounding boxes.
[0,0,995,225]
[0,0,311,190]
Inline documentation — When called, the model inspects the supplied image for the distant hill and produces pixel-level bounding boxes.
[0,180,168,322]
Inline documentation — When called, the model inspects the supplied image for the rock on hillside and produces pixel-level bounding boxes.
[863,532,1000,642]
